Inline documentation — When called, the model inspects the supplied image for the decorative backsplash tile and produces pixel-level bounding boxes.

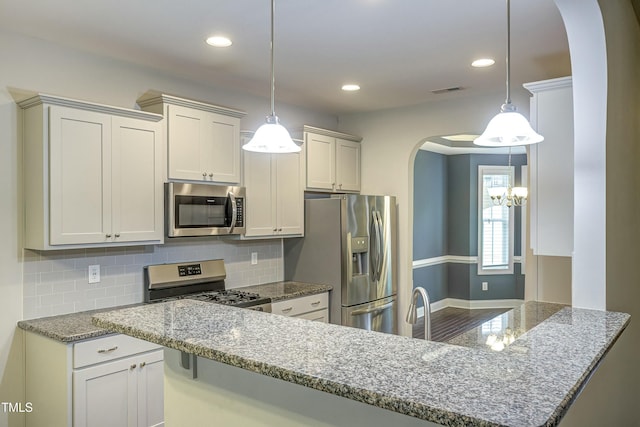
[22,239,283,319]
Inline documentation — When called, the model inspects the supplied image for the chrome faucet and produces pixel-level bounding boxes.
[406,287,431,340]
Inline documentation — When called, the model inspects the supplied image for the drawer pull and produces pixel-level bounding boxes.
[140,362,147,368]
[130,364,137,370]
[281,307,293,313]
[311,301,321,306]
[97,346,118,354]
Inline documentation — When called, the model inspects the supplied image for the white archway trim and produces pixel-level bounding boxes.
[554,0,607,310]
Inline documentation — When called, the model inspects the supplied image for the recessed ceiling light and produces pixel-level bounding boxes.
[471,58,495,68]
[341,84,361,92]
[206,36,232,48]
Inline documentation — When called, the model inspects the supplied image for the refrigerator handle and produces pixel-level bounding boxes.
[350,300,395,316]
[346,232,353,283]
[370,212,380,282]
[374,210,384,281]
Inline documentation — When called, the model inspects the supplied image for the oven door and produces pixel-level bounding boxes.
[341,295,397,334]
[167,183,245,237]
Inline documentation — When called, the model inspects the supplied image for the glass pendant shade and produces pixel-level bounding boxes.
[474,108,544,147]
[243,115,300,153]
[474,0,543,148]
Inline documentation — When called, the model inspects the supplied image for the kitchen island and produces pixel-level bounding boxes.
[92,301,629,427]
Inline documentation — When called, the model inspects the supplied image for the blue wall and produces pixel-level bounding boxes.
[413,150,526,302]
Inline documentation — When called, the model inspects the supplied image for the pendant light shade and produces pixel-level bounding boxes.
[243,114,300,153]
[474,104,543,147]
[243,0,300,154]
[474,0,543,147]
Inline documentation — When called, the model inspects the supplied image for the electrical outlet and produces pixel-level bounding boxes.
[251,252,258,265]
[88,265,100,284]
[482,281,488,291]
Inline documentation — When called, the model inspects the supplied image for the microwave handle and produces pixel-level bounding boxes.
[228,192,237,233]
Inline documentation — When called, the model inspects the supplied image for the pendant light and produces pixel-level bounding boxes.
[474,0,543,147]
[243,0,300,153]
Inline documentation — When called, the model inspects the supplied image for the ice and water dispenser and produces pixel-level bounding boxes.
[350,236,369,278]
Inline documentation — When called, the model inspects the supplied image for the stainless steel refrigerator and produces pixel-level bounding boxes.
[284,194,397,334]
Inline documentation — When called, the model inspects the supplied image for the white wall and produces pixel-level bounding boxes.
[0,30,336,427]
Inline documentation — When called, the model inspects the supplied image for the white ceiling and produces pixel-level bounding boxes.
[0,0,570,115]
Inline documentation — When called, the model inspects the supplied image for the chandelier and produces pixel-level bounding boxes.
[487,148,527,207]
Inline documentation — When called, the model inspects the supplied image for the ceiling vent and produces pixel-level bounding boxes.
[431,86,464,95]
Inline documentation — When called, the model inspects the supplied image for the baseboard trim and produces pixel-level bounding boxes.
[417,298,524,317]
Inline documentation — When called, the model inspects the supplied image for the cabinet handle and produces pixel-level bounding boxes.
[273,228,277,232]
[332,183,336,189]
[311,301,321,306]
[105,234,112,238]
[130,364,137,370]
[208,173,213,178]
[140,362,146,368]
[281,307,293,313]
[203,172,207,177]
[278,228,282,232]
[114,233,120,238]
[339,184,343,189]
[97,346,118,354]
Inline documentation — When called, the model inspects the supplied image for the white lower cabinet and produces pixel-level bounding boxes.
[271,293,329,322]
[25,332,164,427]
[73,350,164,427]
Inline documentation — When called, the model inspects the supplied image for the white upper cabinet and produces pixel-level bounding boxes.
[243,133,304,238]
[304,126,361,193]
[524,77,574,257]
[137,94,246,184]
[19,94,164,250]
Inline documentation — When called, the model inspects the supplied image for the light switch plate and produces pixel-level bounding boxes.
[251,252,258,265]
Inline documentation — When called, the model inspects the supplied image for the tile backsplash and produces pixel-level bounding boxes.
[22,238,283,319]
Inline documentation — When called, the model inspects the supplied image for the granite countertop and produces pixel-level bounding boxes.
[446,302,567,350]
[16,282,330,343]
[238,281,332,302]
[92,301,629,427]
[17,306,136,342]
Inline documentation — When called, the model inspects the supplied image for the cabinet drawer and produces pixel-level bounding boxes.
[74,334,161,368]
[295,309,329,323]
[272,293,329,317]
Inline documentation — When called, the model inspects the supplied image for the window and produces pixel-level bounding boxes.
[478,165,514,275]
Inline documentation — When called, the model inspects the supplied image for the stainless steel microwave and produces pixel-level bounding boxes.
[166,183,245,237]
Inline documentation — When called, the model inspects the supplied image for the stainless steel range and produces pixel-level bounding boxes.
[143,259,271,312]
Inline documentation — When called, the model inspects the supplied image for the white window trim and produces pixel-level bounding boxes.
[478,165,515,276]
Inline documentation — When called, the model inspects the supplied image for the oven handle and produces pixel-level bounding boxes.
[228,192,237,233]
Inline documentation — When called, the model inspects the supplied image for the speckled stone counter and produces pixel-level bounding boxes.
[447,302,567,350]
[238,281,332,302]
[18,308,126,342]
[92,301,629,427]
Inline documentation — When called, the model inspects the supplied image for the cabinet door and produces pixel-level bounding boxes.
[137,350,165,427]
[203,112,241,183]
[167,104,207,181]
[111,117,163,243]
[243,151,277,237]
[167,104,240,183]
[336,139,361,192]
[276,152,304,236]
[306,132,335,190]
[73,356,138,427]
[49,106,111,245]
